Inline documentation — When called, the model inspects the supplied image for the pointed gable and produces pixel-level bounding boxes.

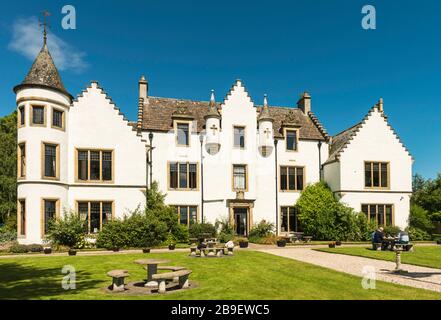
[325,104,413,164]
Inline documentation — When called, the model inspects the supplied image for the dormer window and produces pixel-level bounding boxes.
[233,126,245,149]
[285,128,299,151]
[176,122,190,146]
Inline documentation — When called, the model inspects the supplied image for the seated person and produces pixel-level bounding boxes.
[373,227,384,243]
[397,231,410,244]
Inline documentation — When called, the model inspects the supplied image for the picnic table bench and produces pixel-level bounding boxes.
[107,269,129,292]
[157,266,187,282]
[152,269,192,294]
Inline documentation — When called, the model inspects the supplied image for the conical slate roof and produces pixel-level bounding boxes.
[14,43,72,99]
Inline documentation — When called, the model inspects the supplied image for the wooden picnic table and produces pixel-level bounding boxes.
[134,259,170,287]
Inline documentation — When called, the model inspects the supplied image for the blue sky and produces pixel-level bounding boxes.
[1,0,440,178]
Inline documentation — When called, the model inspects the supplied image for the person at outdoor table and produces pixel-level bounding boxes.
[372,227,384,243]
[397,230,410,244]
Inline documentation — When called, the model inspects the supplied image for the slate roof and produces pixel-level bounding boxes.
[14,43,72,99]
[141,97,328,140]
[326,122,362,163]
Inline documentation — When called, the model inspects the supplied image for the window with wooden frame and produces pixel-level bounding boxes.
[18,199,26,236]
[18,142,26,179]
[76,149,113,182]
[233,126,245,149]
[232,164,247,191]
[169,162,198,190]
[361,204,394,226]
[52,108,65,130]
[280,166,304,191]
[18,105,25,127]
[173,205,198,227]
[30,105,46,126]
[280,206,302,233]
[365,161,389,188]
[42,143,59,180]
[175,122,190,146]
[77,201,113,233]
[41,199,59,236]
[285,128,299,151]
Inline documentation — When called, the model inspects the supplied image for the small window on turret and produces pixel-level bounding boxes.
[52,109,64,129]
[18,106,25,126]
[31,106,45,126]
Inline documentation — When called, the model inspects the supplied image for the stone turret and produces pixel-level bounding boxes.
[204,90,221,154]
[258,94,274,157]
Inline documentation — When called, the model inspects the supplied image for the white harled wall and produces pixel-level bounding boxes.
[16,77,412,244]
[324,108,413,229]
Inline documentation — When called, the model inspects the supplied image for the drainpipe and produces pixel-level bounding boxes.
[145,146,149,208]
[274,139,279,235]
[318,140,322,181]
[200,133,205,223]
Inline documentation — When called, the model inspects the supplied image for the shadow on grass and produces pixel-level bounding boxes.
[0,262,101,299]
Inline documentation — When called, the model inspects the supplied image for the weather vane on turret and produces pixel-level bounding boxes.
[39,10,51,45]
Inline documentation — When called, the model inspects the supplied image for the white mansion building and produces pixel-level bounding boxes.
[15,40,413,244]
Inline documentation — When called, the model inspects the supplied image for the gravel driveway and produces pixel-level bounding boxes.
[256,246,441,293]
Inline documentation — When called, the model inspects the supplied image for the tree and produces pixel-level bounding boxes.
[408,204,433,232]
[0,111,17,225]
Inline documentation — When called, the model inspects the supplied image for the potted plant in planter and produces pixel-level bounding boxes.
[45,211,87,257]
[166,233,176,250]
[238,238,249,248]
[328,242,336,248]
[276,238,287,247]
[335,241,342,246]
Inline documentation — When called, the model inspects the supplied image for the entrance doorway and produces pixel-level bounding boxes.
[234,208,248,236]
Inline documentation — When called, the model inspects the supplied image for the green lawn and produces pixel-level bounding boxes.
[0,250,440,300]
[316,245,441,269]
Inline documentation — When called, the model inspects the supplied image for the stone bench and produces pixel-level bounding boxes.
[107,270,129,292]
[152,270,192,294]
[190,246,198,256]
[157,266,186,282]
[372,243,382,251]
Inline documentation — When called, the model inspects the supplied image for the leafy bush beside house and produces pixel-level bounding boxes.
[248,220,275,244]
[296,182,376,241]
[215,216,235,243]
[46,211,88,249]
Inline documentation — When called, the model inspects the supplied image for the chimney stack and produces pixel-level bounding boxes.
[139,75,148,100]
[297,91,311,114]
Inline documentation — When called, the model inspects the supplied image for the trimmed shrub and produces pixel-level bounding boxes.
[46,211,88,249]
[189,223,216,239]
[249,234,278,245]
[27,244,43,252]
[96,219,127,249]
[9,244,29,253]
[125,212,168,248]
